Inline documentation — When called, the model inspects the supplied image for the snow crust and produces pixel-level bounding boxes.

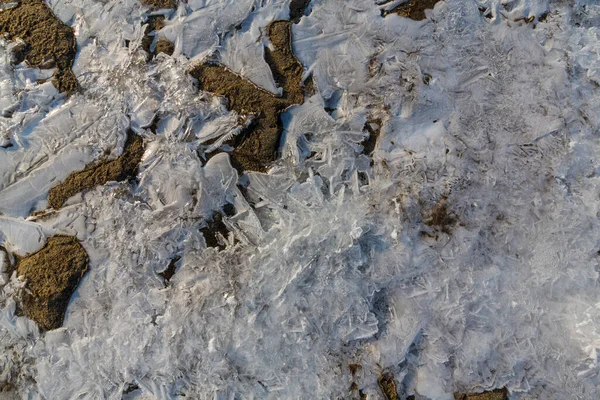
[1,0,600,398]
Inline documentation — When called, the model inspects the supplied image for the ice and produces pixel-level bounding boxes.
[2,0,600,398]
[219,2,288,94]
[0,217,45,256]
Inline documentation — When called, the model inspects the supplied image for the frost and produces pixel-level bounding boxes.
[1,0,600,398]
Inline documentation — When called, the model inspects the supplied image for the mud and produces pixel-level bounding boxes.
[189,20,306,172]
[47,131,144,209]
[16,235,89,331]
[386,0,441,20]
[378,372,399,400]
[454,388,509,400]
[0,0,78,94]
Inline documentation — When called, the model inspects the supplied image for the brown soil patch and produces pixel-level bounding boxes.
[454,388,509,400]
[155,39,174,56]
[362,118,382,157]
[387,0,441,20]
[47,131,144,209]
[141,16,174,59]
[17,235,89,331]
[289,0,311,24]
[378,372,399,400]
[189,20,306,172]
[139,0,176,9]
[424,198,458,234]
[0,0,78,94]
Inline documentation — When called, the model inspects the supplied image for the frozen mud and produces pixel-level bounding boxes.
[1,0,600,399]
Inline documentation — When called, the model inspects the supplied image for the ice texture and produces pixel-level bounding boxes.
[1,0,600,398]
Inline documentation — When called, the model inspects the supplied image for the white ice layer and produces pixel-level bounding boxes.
[1,0,600,398]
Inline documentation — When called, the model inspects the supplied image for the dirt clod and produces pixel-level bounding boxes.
[454,388,509,400]
[189,20,306,172]
[378,372,399,400]
[0,0,78,94]
[17,235,89,331]
[387,0,441,20]
[47,131,144,209]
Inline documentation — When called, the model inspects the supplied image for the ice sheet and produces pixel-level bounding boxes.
[1,0,600,398]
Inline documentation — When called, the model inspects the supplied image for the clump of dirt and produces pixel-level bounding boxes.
[47,131,144,209]
[424,198,458,234]
[378,372,399,400]
[16,235,89,331]
[289,0,312,24]
[0,0,78,94]
[362,118,382,157]
[189,20,306,172]
[386,0,441,20]
[158,255,180,286]
[454,388,509,400]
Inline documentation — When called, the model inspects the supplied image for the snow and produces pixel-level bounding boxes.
[1,0,600,398]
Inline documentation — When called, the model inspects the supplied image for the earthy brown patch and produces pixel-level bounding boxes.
[189,20,305,172]
[378,372,399,400]
[158,255,180,286]
[264,21,304,105]
[362,118,382,157]
[289,0,311,24]
[0,0,78,94]
[17,235,89,331]
[424,198,458,234]
[155,39,174,56]
[349,363,362,375]
[387,0,441,20]
[139,0,176,9]
[141,16,165,59]
[47,131,144,209]
[454,388,509,400]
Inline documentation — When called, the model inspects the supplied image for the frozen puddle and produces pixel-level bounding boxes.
[1,0,600,399]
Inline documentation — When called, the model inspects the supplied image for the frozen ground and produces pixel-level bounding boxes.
[1,0,600,398]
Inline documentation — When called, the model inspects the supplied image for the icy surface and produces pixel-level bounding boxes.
[1,0,600,398]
